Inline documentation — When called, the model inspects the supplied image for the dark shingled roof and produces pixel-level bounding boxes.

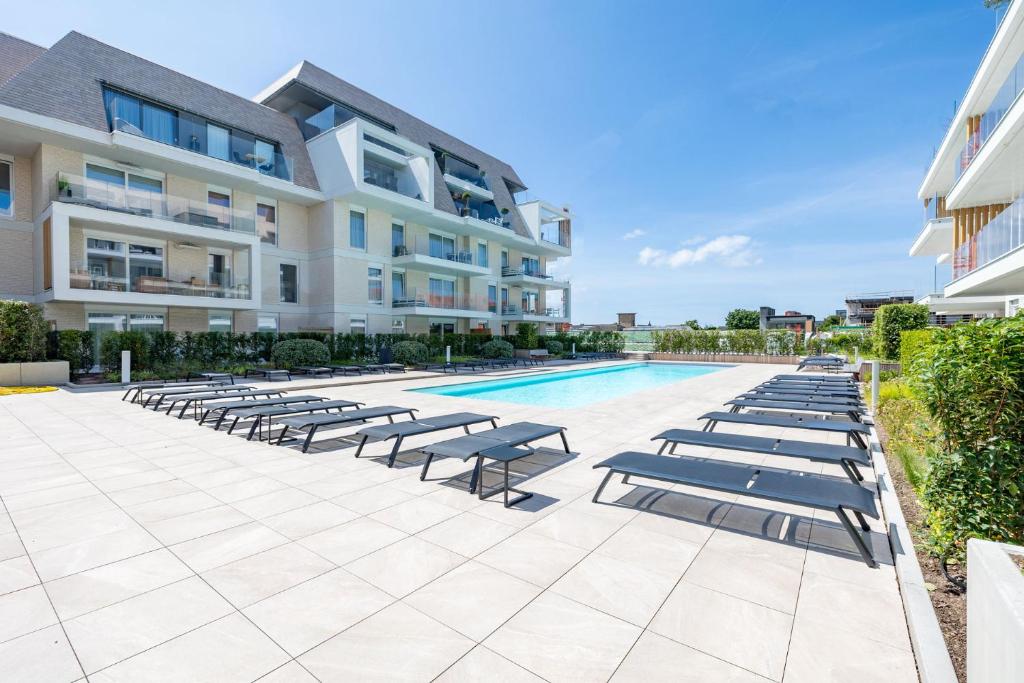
[0,33,46,88]
[0,32,319,191]
[279,62,533,238]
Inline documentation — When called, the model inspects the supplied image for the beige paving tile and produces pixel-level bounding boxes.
[332,482,417,514]
[298,601,473,681]
[527,507,628,550]
[596,524,702,574]
[795,570,911,651]
[436,645,544,682]
[298,517,407,565]
[143,504,252,545]
[30,525,162,581]
[261,500,359,540]
[485,592,641,682]
[201,542,335,608]
[125,490,223,523]
[0,624,83,682]
[417,511,519,558]
[368,496,463,534]
[346,536,467,598]
[0,532,25,562]
[243,567,393,656]
[230,487,321,519]
[405,560,542,640]
[63,576,233,673]
[44,548,193,620]
[0,585,58,643]
[649,581,792,680]
[683,545,804,614]
[255,660,320,682]
[0,555,38,596]
[783,613,918,683]
[88,613,289,682]
[170,522,289,573]
[476,530,588,587]
[612,631,768,682]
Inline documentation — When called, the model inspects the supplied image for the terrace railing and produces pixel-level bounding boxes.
[952,195,1024,279]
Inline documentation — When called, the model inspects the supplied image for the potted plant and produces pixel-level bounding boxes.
[57,177,72,198]
[460,192,471,217]
[500,207,510,226]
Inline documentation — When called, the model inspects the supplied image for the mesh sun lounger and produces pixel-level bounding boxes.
[418,422,570,507]
[652,428,871,483]
[384,363,406,373]
[754,384,861,398]
[329,365,363,376]
[739,392,863,406]
[274,406,419,452]
[699,410,871,448]
[353,412,500,467]
[199,394,324,429]
[186,371,235,384]
[418,362,459,374]
[140,384,254,409]
[293,366,334,377]
[164,388,285,419]
[227,399,366,440]
[726,398,864,422]
[244,368,293,381]
[770,374,854,383]
[123,380,226,403]
[592,451,880,566]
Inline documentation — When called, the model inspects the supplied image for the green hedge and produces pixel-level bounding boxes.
[513,323,538,350]
[0,300,48,362]
[48,330,94,373]
[874,304,929,360]
[480,339,514,358]
[392,341,429,365]
[899,328,938,374]
[651,329,799,355]
[271,339,330,369]
[912,316,1024,560]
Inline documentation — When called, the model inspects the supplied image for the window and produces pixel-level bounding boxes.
[141,101,176,145]
[368,266,383,305]
[207,124,230,160]
[350,316,366,335]
[257,314,278,333]
[350,210,366,249]
[84,163,164,212]
[209,313,232,333]
[364,157,398,192]
[501,250,509,269]
[477,241,488,268]
[392,318,405,332]
[0,160,12,217]
[129,244,164,284]
[392,271,405,302]
[429,277,455,308]
[254,140,276,174]
[522,256,540,276]
[522,290,539,314]
[430,321,455,335]
[208,190,231,228]
[279,263,298,303]
[82,237,165,292]
[429,233,455,260]
[208,250,231,293]
[488,284,497,313]
[501,287,509,313]
[391,223,405,256]
[102,89,177,144]
[257,203,277,245]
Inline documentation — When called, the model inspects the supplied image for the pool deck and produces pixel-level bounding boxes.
[0,361,917,681]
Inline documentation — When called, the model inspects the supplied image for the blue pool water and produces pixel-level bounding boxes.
[411,362,731,408]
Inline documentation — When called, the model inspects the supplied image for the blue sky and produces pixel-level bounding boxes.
[4,1,1004,325]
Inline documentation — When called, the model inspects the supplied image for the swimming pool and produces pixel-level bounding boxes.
[411,362,731,408]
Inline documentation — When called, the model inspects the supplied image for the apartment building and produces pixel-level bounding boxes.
[912,0,1024,319]
[0,31,573,359]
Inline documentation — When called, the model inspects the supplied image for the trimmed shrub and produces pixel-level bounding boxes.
[271,339,329,369]
[899,328,938,373]
[99,331,151,371]
[480,339,514,358]
[914,316,1024,560]
[544,339,564,355]
[873,304,928,360]
[513,323,538,350]
[49,330,94,373]
[392,341,429,366]
[0,301,48,362]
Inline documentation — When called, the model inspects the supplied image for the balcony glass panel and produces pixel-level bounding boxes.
[392,286,489,312]
[955,53,1024,180]
[540,218,571,248]
[438,153,489,189]
[395,236,477,265]
[453,194,504,225]
[953,195,1024,279]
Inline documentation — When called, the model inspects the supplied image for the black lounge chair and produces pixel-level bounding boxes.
[122,380,226,403]
[140,384,256,410]
[164,388,285,419]
[592,451,880,567]
[753,384,860,398]
[418,361,459,374]
[186,371,235,384]
[699,410,871,448]
[227,399,366,440]
[353,412,500,467]
[738,392,863,406]
[726,398,864,423]
[244,368,293,381]
[329,365,363,376]
[274,406,419,452]
[199,394,325,429]
[652,428,871,483]
[770,374,854,383]
[293,366,334,377]
[418,422,571,507]
[384,363,406,373]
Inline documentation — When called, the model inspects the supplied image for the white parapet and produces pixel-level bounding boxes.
[967,539,1024,682]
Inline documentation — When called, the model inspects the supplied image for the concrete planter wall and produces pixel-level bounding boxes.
[649,353,801,365]
[0,361,69,386]
[968,539,1024,682]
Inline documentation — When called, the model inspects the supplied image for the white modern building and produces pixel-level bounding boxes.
[0,31,573,359]
[912,0,1024,319]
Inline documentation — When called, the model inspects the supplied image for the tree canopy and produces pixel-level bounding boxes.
[725,308,760,330]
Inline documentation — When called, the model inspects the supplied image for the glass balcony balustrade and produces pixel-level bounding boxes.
[952,194,1024,279]
[392,287,490,312]
[955,52,1024,180]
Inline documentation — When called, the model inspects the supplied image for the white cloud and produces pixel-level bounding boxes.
[622,229,647,240]
[636,235,761,269]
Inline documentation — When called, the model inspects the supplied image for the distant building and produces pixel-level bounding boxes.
[572,311,639,332]
[844,292,914,326]
[758,307,815,335]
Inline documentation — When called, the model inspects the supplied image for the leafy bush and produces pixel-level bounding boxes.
[271,339,329,369]
[49,330,94,373]
[725,308,759,329]
[99,330,152,371]
[914,316,1024,560]
[392,341,429,365]
[0,301,48,362]
[873,303,928,360]
[480,339,514,358]
[653,328,798,355]
[513,323,538,350]
[544,339,564,355]
[899,328,937,373]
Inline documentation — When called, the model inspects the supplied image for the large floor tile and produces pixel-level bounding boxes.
[475,531,588,587]
[170,522,289,573]
[783,613,918,683]
[201,542,335,608]
[612,630,768,682]
[298,601,473,681]
[262,500,359,540]
[0,623,83,682]
[435,645,544,682]
[682,545,803,614]
[528,507,630,550]
[0,555,38,596]
[485,592,641,682]
[88,613,290,682]
[405,560,542,640]
[417,512,519,557]
[794,570,911,651]
[298,517,407,565]
[0,585,58,643]
[243,567,393,656]
[346,536,466,598]
[143,504,252,545]
[649,581,792,681]
[368,496,462,534]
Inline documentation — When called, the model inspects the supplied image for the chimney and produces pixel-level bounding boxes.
[617,312,636,328]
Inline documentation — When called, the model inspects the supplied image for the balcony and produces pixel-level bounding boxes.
[501,266,569,289]
[955,52,1024,182]
[910,194,953,258]
[517,200,572,253]
[948,196,1024,297]
[53,172,256,234]
[501,304,566,321]
[452,192,508,228]
[438,153,493,201]
[392,237,491,277]
[392,288,491,317]
[69,264,251,300]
